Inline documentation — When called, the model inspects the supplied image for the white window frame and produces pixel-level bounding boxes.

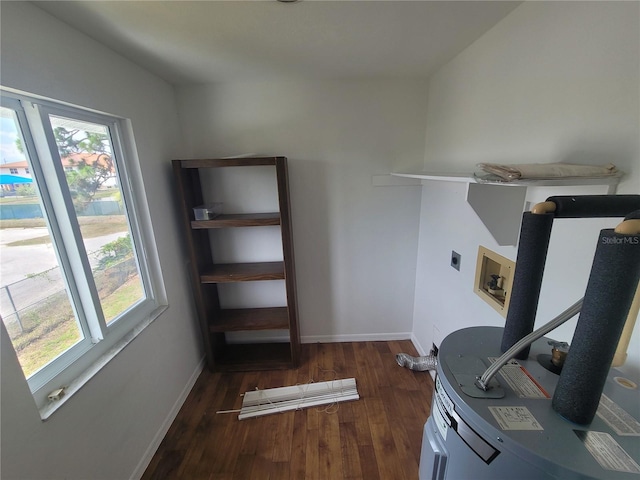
[1,90,167,418]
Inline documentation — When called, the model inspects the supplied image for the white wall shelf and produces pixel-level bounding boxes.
[391,171,623,246]
[391,171,623,189]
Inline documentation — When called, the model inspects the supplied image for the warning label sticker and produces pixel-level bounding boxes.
[488,358,550,399]
[433,375,453,441]
[597,394,640,436]
[575,430,640,474]
[433,392,449,441]
[435,375,454,415]
[489,406,544,431]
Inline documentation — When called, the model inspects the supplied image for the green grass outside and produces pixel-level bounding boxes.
[103,276,144,323]
[0,218,47,229]
[8,292,77,352]
[10,274,144,377]
[2,216,129,246]
[2,195,139,376]
[18,320,82,377]
[0,190,116,205]
[0,196,41,206]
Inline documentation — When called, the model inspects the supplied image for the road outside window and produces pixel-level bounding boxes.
[0,92,165,415]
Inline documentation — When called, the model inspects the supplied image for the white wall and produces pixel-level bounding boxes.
[176,80,428,341]
[413,2,640,379]
[1,3,203,479]
[3,1,637,477]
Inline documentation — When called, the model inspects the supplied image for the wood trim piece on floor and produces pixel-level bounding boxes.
[142,341,435,480]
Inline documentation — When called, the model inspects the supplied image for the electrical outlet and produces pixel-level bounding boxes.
[451,251,461,271]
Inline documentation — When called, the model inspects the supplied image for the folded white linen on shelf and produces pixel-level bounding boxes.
[476,162,618,181]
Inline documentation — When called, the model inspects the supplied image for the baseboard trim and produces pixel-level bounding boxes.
[301,332,412,343]
[227,332,415,345]
[130,356,206,480]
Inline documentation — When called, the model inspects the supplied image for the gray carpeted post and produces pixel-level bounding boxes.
[501,212,554,359]
[552,228,640,425]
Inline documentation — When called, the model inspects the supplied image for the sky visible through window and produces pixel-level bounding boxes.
[0,108,24,164]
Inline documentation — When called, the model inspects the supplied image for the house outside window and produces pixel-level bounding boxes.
[0,91,167,417]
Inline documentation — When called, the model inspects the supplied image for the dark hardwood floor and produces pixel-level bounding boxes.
[142,340,434,479]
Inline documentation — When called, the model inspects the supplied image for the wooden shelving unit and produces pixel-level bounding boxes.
[173,156,300,371]
[191,212,281,229]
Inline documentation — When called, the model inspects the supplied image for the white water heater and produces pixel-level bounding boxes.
[420,327,640,480]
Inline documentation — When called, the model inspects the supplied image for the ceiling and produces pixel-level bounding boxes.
[34,1,521,86]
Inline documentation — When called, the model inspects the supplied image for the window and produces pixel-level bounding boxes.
[9,168,18,174]
[0,91,166,416]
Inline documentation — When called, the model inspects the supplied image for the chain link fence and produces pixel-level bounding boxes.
[1,256,139,341]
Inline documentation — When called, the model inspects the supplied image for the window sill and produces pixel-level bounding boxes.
[39,304,168,421]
